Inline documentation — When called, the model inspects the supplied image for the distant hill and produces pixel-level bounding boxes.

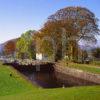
[0,44,4,54]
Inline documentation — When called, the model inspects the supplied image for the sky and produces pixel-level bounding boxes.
[0,0,100,44]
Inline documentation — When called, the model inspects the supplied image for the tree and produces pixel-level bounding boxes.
[4,40,16,57]
[16,30,36,59]
[92,47,100,59]
[37,7,99,62]
[35,21,62,61]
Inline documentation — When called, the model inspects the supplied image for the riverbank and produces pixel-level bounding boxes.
[58,60,100,74]
[54,61,100,86]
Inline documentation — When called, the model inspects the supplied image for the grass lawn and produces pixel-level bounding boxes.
[0,62,37,96]
[59,60,100,74]
[0,62,100,100]
[91,61,100,66]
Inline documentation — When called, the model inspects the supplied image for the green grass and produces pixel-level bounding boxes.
[91,61,100,66]
[0,86,100,100]
[0,62,37,96]
[0,62,100,100]
[69,63,100,74]
[59,60,100,74]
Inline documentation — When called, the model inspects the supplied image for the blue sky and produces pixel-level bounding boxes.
[0,0,100,43]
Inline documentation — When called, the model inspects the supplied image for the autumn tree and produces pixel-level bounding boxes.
[4,40,16,57]
[40,21,63,61]
[38,7,99,62]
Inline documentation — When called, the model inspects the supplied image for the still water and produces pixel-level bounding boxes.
[11,63,67,88]
[22,71,62,88]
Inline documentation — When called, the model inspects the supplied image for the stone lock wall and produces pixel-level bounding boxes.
[54,64,100,86]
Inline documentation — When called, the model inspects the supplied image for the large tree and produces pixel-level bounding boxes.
[37,7,99,62]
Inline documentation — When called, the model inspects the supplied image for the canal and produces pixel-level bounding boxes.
[9,63,65,88]
[5,62,98,88]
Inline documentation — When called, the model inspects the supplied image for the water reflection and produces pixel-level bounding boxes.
[23,71,60,88]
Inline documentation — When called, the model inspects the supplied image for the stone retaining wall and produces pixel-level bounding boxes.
[54,64,100,86]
